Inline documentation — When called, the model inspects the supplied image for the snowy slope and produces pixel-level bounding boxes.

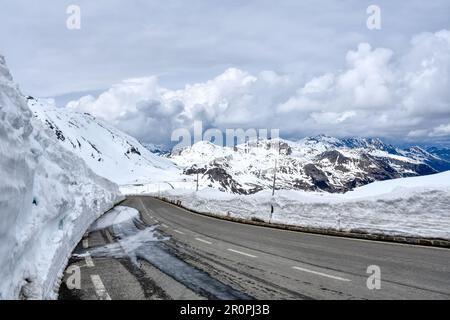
[28,98,182,185]
[0,55,122,299]
[169,137,449,194]
[160,171,450,239]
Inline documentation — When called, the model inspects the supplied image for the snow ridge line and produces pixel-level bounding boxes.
[152,196,450,249]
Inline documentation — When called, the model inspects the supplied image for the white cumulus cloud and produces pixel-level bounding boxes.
[67,29,450,146]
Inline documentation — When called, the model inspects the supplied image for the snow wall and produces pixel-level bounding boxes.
[0,55,123,299]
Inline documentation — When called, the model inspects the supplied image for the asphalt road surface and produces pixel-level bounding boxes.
[59,196,450,300]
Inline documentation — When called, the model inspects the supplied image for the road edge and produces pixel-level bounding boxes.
[150,196,450,249]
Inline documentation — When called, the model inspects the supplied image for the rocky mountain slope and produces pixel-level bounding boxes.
[426,146,450,163]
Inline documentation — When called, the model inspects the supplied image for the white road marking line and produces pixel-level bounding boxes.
[227,248,258,258]
[90,275,112,300]
[292,266,351,282]
[85,254,95,267]
[174,229,185,235]
[195,238,212,245]
[82,239,89,249]
[162,224,169,228]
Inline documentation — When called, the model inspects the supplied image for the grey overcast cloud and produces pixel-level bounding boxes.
[1,0,449,146]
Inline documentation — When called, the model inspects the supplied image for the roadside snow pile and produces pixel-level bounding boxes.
[160,171,450,240]
[89,206,139,232]
[0,55,122,299]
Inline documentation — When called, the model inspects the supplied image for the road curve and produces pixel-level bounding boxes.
[119,196,450,300]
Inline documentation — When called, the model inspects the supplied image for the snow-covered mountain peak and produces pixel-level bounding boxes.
[171,141,232,167]
[184,140,224,154]
[301,134,341,145]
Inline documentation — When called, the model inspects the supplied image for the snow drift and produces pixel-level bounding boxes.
[159,171,450,240]
[0,55,122,299]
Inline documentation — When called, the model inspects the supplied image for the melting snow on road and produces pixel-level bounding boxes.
[83,206,250,299]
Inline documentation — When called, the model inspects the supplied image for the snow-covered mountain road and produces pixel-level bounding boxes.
[60,197,450,300]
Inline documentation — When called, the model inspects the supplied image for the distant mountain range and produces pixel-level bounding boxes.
[169,135,450,194]
[425,146,450,163]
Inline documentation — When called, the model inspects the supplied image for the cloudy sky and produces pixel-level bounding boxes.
[1,0,449,146]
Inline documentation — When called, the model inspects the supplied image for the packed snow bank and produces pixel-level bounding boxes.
[0,55,122,299]
[89,206,139,232]
[160,171,450,240]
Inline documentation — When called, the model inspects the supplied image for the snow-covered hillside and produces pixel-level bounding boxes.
[28,98,182,186]
[169,137,450,194]
[0,55,122,299]
[159,171,450,240]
